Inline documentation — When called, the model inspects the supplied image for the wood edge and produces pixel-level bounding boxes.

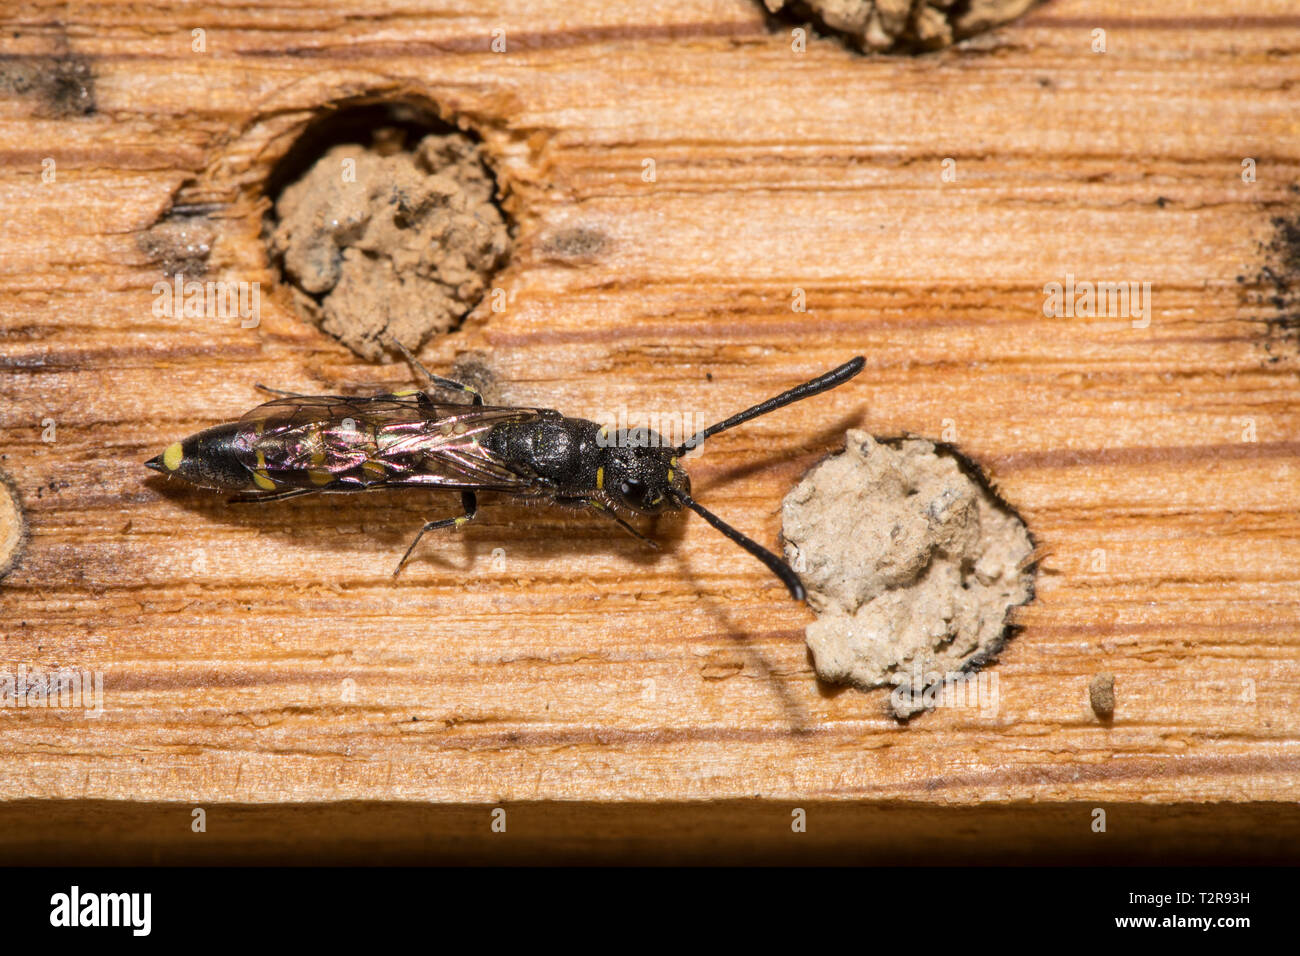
[1,799,1296,865]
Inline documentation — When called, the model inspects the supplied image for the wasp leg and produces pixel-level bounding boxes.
[254,384,311,398]
[582,499,660,550]
[386,338,483,406]
[374,389,432,404]
[393,491,479,576]
[227,489,317,504]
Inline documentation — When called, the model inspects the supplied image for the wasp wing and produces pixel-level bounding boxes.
[232,396,554,495]
[237,394,423,427]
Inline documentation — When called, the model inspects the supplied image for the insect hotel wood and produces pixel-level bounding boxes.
[0,0,1297,861]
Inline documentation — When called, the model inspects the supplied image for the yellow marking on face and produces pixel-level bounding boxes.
[669,456,678,467]
[162,442,184,471]
[596,466,604,490]
[666,469,674,482]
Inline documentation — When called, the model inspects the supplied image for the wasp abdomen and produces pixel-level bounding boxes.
[145,422,255,491]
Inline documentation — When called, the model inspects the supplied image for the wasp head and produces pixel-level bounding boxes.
[596,427,690,514]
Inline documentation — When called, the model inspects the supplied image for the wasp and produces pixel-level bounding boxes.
[145,348,864,601]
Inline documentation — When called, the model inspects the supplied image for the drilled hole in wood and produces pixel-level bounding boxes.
[782,430,1038,719]
[763,0,1045,53]
[264,101,512,362]
[0,470,27,581]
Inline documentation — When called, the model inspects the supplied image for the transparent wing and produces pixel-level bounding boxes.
[233,397,555,494]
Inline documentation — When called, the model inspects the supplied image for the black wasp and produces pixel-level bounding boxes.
[146,347,864,601]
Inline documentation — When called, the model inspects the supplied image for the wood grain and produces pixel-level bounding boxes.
[1,0,1298,861]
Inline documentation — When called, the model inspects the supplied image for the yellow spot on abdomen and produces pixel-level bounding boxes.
[162,442,184,471]
[308,452,332,486]
[251,450,276,490]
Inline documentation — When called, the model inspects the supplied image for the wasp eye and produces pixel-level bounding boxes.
[614,477,660,512]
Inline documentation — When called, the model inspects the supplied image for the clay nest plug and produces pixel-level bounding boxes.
[268,127,511,361]
[764,0,1044,53]
[0,469,28,582]
[782,430,1035,719]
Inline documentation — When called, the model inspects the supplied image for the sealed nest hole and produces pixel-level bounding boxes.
[0,469,27,582]
[264,102,512,361]
[764,0,1044,53]
[782,431,1037,719]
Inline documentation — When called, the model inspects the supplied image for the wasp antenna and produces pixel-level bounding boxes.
[675,357,865,456]
[676,492,805,601]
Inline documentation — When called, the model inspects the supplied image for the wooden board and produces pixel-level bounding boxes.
[1,0,1298,862]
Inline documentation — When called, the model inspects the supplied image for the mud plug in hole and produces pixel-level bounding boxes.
[782,430,1037,719]
[763,0,1044,54]
[264,102,512,362]
[0,470,28,582]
